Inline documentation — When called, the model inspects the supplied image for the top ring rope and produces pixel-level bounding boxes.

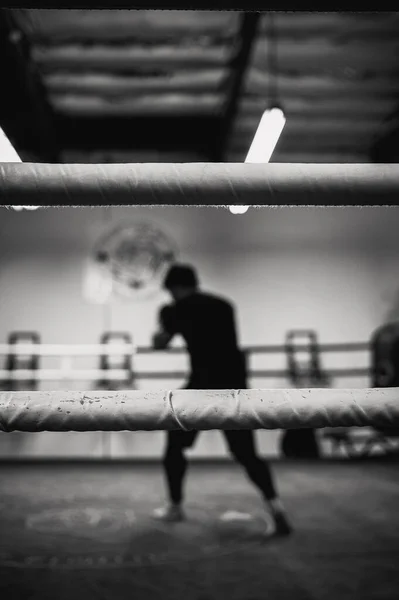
[0,388,398,432]
[1,164,398,206]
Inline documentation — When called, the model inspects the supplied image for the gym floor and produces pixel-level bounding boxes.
[0,459,398,600]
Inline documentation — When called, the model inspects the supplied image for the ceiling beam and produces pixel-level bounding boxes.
[44,70,226,96]
[48,93,222,116]
[0,9,59,161]
[43,70,399,99]
[215,12,260,161]
[32,38,399,74]
[52,113,222,155]
[32,44,230,72]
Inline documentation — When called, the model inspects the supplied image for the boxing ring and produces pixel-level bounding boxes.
[0,340,370,382]
[1,163,399,597]
[1,162,399,434]
[0,335,390,458]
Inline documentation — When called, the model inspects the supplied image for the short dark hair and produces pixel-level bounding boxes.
[163,264,198,290]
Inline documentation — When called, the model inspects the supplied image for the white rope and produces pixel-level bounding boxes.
[0,388,398,432]
[1,163,398,205]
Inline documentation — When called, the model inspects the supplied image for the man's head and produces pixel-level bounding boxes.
[163,264,199,301]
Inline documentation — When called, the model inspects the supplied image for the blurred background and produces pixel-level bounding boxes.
[1,205,399,460]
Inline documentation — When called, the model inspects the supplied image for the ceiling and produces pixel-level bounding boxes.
[1,10,399,164]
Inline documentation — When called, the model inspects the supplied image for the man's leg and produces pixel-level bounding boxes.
[224,430,292,535]
[153,430,198,521]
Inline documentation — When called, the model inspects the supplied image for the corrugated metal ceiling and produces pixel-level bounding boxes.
[6,10,399,163]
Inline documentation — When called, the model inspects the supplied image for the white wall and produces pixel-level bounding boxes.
[0,206,398,459]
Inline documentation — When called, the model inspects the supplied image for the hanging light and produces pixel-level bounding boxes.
[11,206,42,211]
[229,13,285,215]
[229,106,285,215]
[229,205,250,215]
[245,105,286,163]
[247,13,286,164]
[0,125,21,163]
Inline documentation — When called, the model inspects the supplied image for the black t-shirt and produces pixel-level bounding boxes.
[159,291,246,389]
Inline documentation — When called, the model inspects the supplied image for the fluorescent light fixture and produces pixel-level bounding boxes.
[12,206,41,211]
[229,205,249,215]
[245,106,286,164]
[0,125,21,163]
[229,107,286,215]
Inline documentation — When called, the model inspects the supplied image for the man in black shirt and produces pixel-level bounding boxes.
[152,264,291,536]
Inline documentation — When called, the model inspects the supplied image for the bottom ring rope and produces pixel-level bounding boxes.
[0,388,398,432]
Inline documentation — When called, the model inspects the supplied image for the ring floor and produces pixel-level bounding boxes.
[0,459,398,600]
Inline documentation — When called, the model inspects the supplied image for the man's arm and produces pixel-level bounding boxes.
[152,305,176,350]
[152,329,173,350]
